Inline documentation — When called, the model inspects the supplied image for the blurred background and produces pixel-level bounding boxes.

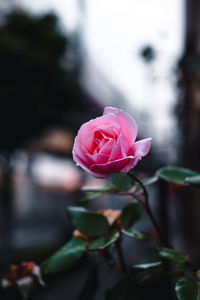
[0,0,199,299]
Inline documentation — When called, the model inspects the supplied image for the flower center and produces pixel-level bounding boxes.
[85,125,119,155]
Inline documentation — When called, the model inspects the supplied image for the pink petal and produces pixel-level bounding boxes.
[84,132,97,154]
[103,107,138,143]
[97,125,119,139]
[72,150,108,178]
[133,138,152,157]
[78,114,120,143]
[81,145,110,164]
[90,156,134,175]
[98,138,115,155]
[73,137,109,166]
[72,136,87,162]
[120,156,141,173]
[109,133,130,161]
[120,138,152,173]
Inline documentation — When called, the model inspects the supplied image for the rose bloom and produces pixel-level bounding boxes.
[72,107,151,178]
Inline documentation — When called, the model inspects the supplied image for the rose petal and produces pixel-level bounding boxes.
[96,125,119,139]
[90,156,134,176]
[120,138,152,173]
[77,114,120,144]
[120,156,141,173]
[73,150,109,178]
[82,146,110,164]
[103,107,138,143]
[109,133,130,161]
[133,138,152,157]
[98,138,114,155]
[72,136,88,162]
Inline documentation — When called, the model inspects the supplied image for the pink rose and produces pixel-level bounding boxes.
[72,107,151,178]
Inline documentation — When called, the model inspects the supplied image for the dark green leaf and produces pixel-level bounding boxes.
[185,176,200,186]
[121,228,149,241]
[88,232,119,250]
[130,261,163,283]
[156,167,198,185]
[67,207,109,237]
[132,261,162,271]
[41,237,87,274]
[111,173,135,191]
[121,202,143,229]
[80,187,114,203]
[79,191,103,203]
[157,247,189,263]
[175,277,200,300]
[134,176,158,192]
[75,265,99,300]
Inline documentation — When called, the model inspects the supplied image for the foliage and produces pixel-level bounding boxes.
[121,202,143,228]
[37,165,200,299]
[3,163,200,300]
[67,207,109,237]
[88,232,120,250]
[41,237,87,274]
[175,276,200,300]
[156,167,198,185]
[157,247,189,264]
[111,173,135,191]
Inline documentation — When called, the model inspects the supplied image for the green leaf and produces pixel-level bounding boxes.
[121,228,148,241]
[111,173,135,191]
[121,228,149,241]
[130,261,163,283]
[185,176,200,186]
[79,191,104,203]
[67,207,109,237]
[132,261,162,271]
[134,176,158,192]
[121,202,143,229]
[88,232,120,250]
[157,247,189,263]
[41,237,87,274]
[175,277,200,300]
[156,167,198,185]
[75,265,99,300]
[80,187,114,203]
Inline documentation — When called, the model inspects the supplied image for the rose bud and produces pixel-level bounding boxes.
[1,262,44,299]
[73,107,151,178]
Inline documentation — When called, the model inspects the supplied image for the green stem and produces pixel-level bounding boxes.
[116,237,127,275]
[128,171,167,246]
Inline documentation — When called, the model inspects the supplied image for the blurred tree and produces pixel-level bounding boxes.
[0,11,97,152]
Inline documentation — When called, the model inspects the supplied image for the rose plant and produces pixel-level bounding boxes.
[72,107,151,178]
[1,107,200,300]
